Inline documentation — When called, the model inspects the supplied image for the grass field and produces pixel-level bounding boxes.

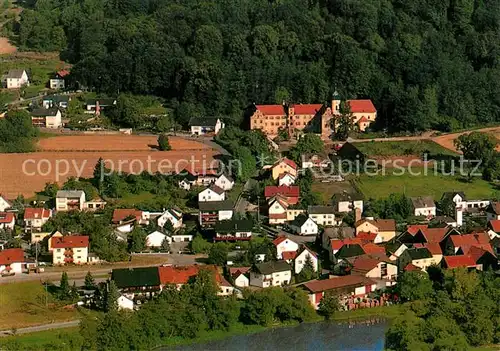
[353,140,458,157]
[355,170,495,200]
[0,327,83,350]
[0,282,84,329]
[311,181,354,204]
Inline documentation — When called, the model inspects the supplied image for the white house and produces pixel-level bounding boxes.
[214,219,253,241]
[3,69,30,89]
[411,196,436,217]
[0,195,11,212]
[288,214,318,236]
[351,256,398,285]
[249,261,292,288]
[0,212,15,230]
[31,108,63,128]
[56,190,86,211]
[157,209,183,229]
[0,248,25,274]
[308,206,337,226]
[387,243,408,261]
[170,232,193,243]
[230,267,250,288]
[301,153,332,169]
[23,208,52,232]
[198,184,225,203]
[441,192,489,213]
[278,173,296,186]
[117,295,134,310]
[332,192,363,213]
[189,117,225,136]
[49,70,69,90]
[145,231,167,248]
[198,200,234,226]
[49,235,89,265]
[268,196,288,225]
[214,174,234,191]
[273,236,299,259]
[42,95,70,109]
[294,247,319,274]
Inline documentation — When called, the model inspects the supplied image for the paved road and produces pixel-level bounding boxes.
[0,320,80,337]
[235,179,254,214]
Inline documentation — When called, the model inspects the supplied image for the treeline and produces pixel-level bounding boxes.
[80,269,316,350]
[387,268,500,350]
[0,110,39,152]
[17,0,500,132]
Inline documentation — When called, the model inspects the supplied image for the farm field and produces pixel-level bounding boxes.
[352,140,458,157]
[355,170,495,200]
[432,126,500,153]
[0,135,219,198]
[37,135,211,151]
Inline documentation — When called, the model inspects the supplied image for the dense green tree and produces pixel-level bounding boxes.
[84,271,96,290]
[157,134,172,151]
[317,292,341,320]
[396,271,434,302]
[190,235,211,254]
[129,226,146,253]
[296,255,316,283]
[208,242,229,266]
[59,271,70,300]
[105,280,120,312]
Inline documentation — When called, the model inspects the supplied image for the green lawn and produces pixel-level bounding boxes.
[356,170,495,200]
[228,182,244,202]
[311,181,355,205]
[0,327,83,350]
[353,140,458,157]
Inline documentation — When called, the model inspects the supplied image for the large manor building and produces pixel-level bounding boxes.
[250,93,376,138]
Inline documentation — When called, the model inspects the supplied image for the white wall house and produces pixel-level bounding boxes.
[332,193,363,213]
[0,196,11,212]
[31,109,63,128]
[117,295,134,310]
[49,70,69,90]
[308,206,337,226]
[288,214,318,236]
[198,185,225,203]
[50,235,89,265]
[214,174,234,191]
[411,196,436,217]
[278,173,296,187]
[23,208,52,232]
[0,248,25,274]
[273,236,299,259]
[294,248,319,274]
[3,69,29,89]
[0,212,15,230]
[189,117,225,135]
[157,209,183,229]
[56,190,86,211]
[145,231,167,248]
[249,261,292,288]
[268,197,288,225]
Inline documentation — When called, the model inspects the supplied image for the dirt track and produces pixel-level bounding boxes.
[0,37,16,54]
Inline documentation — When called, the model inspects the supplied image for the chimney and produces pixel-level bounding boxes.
[455,206,463,227]
[355,207,362,223]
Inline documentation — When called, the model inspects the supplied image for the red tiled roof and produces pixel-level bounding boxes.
[331,238,363,251]
[0,212,14,224]
[273,235,296,246]
[462,243,495,256]
[255,105,285,116]
[282,251,298,260]
[488,219,500,232]
[351,256,383,273]
[264,186,299,199]
[0,248,24,265]
[407,225,428,235]
[414,243,442,255]
[466,246,493,263]
[158,265,200,285]
[420,227,449,243]
[229,267,250,277]
[449,233,490,248]
[404,263,421,272]
[57,69,70,77]
[51,235,89,249]
[362,243,386,255]
[443,255,477,269]
[273,157,298,171]
[269,213,287,219]
[347,100,376,113]
[292,104,323,115]
[356,232,377,242]
[357,116,369,124]
[24,208,51,220]
[112,209,142,223]
[303,275,375,293]
[278,172,295,180]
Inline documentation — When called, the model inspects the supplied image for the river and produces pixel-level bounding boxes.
[170,318,387,351]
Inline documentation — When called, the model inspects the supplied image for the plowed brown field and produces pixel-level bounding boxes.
[1,135,219,198]
[432,126,500,153]
[38,135,211,151]
[0,37,16,54]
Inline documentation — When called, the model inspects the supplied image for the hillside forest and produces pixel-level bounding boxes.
[15,0,500,132]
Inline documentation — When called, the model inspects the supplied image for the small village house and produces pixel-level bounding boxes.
[355,218,397,243]
[332,192,363,213]
[398,247,437,271]
[214,219,253,241]
[214,174,234,191]
[486,202,500,221]
[273,236,299,260]
[0,195,11,212]
[249,261,292,288]
[50,235,89,265]
[301,153,332,169]
[157,208,183,229]
[411,196,436,217]
[198,184,226,203]
[351,256,398,287]
[56,190,86,212]
[198,200,234,226]
[487,220,500,239]
[145,231,168,248]
[386,242,409,261]
[230,267,250,288]
[301,275,378,310]
[288,214,319,236]
[0,212,15,231]
[321,226,355,252]
[397,225,456,245]
[31,232,51,244]
[188,117,225,135]
[278,173,296,186]
[117,295,134,310]
[112,266,161,300]
[85,98,117,114]
[264,186,300,205]
[440,192,489,214]
[268,196,289,225]
[83,197,107,211]
[31,108,63,128]
[308,206,337,226]
[49,70,69,90]
[0,248,26,275]
[23,208,52,233]
[442,232,491,255]
[442,255,481,270]
[294,247,319,274]
[43,95,70,109]
[2,69,30,89]
[112,209,147,226]
[270,158,298,180]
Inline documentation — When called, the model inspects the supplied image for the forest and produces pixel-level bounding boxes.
[15,0,500,132]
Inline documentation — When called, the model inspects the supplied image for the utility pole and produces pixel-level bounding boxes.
[256,195,260,228]
[35,242,38,273]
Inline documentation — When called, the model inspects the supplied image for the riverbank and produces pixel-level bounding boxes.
[0,305,404,350]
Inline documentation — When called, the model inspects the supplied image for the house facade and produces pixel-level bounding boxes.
[249,261,292,288]
[198,185,225,203]
[31,108,63,128]
[294,247,319,274]
[264,186,299,205]
[332,193,363,213]
[214,219,253,241]
[271,158,298,180]
[0,212,15,230]
[49,70,69,90]
[50,235,89,265]
[42,95,69,109]
[288,214,319,236]
[278,173,296,186]
[268,197,288,225]
[145,231,168,248]
[198,200,234,226]
[0,248,25,274]
[157,209,183,229]
[308,206,337,226]
[0,196,11,212]
[56,190,86,211]
[214,174,234,191]
[3,69,30,89]
[189,117,224,135]
[23,208,52,232]
[355,218,397,243]
[273,236,299,259]
[411,196,436,217]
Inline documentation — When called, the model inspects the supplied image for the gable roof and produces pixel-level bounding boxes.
[229,266,250,277]
[362,243,386,256]
[50,235,89,249]
[272,235,296,246]
[336,243,365,259]
[406,225,429,235]
[56,69,70,78]
[273,158,298,170]
[406,247,432,260]
[4,69,26,79]
[0,212,15,224]
[290,213,312,228]
[254,260,291,274]
[351,256,393,274]
[215,219,253,233]
[308,205,336,215]
[441,191,466,202]
[488,220,500,232]
[411,196,435,209]
[188,117,220,127]
[419,227,450,243]
[324,227,355,241]
[355,218,396,232]
[282,251,298,260]
[278,172,295,180]
[255,105,285,116]
[292,104,323,115]
[56,190,84,198]
[217,173,234,183]
[264,186,300,199]
[112,267,160,288]
[487,202,500,215]
[24,208,51,220]
[298,246,318,259]
[32,108,60,117]
[206,184,225,195]
[449,233,490,248]
[112,209,143,223]
[443,255,477,269]
[330,237,363,251]
[347,100,376,113]
[404,263,421,272]
[415,243,442,255]
[158,265,200,285]
[302,275,375,293]
[0,248,24,265]
[198,200,234,212]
